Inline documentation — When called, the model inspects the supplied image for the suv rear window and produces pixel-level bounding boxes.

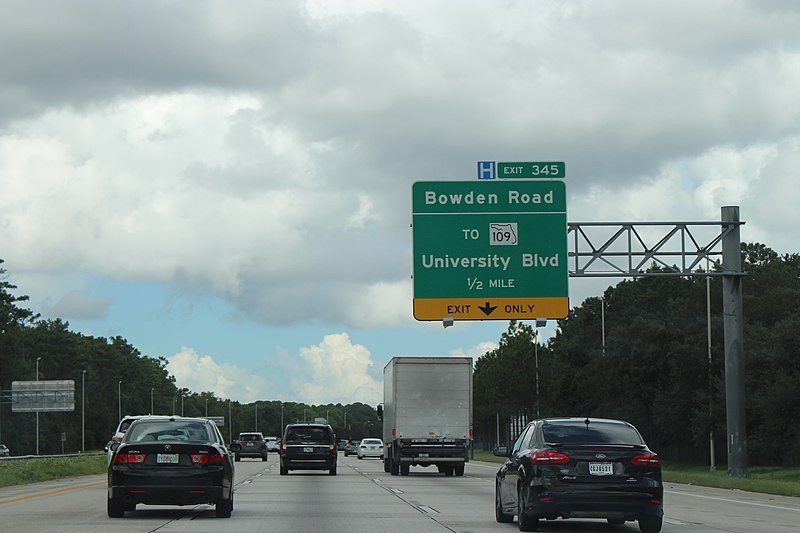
[284,426,333,444]
[542,421,644,445]
[238,434,264,442]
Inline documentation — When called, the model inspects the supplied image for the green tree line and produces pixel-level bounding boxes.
[473,243,800,467]
[0,259,379,454]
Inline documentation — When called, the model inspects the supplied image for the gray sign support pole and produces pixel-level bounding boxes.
[721,206,748,477]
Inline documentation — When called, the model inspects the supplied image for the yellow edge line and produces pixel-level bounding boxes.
[0,481,105,505]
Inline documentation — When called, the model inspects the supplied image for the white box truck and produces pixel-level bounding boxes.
[378,356,473,476]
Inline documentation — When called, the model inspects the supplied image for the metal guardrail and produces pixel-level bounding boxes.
[0,452,105,462]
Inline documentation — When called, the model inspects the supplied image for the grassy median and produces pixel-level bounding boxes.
[0,455,107,488]
[471,451,800,498]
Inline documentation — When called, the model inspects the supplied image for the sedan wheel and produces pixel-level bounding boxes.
[638,515,663,533]
[495,482,513,523]
[517,486,539,532]
[215,495,233,518]
[107,496,125,518]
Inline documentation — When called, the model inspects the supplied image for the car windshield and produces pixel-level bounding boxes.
[362,439,382,445]
[285,427,331,444]
[126,420,213,443]
[543,421,644,446]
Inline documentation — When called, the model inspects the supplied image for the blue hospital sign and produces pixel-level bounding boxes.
[477,161,496,180]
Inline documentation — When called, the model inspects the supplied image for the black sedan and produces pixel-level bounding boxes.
[494,417,663,533]
[107,417,241,518]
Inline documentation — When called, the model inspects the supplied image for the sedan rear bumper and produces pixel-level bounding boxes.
[522,488,663,520]
[110,484,230,505]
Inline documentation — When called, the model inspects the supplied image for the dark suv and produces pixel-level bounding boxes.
[279,423,337,475]
[234,432,268,461]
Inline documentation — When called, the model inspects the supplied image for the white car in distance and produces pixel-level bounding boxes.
[357,438,384,459]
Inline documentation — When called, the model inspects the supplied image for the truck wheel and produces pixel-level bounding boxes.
[400,464,410,476]
[390,455,399,476]
[383,457,390,473]
[454,464,465,476]
[444,465,454,476]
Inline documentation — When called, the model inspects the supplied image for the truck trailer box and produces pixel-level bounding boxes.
[380,356,473,476]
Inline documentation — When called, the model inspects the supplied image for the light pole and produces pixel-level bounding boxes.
[118,381,122,421]
[205,398,208,417]
[172,396,176,415]
[534,330,540,418]
[36,357,41,455]
[280,402,284,435]
[81,370,86,453]
[228,399,232,442]
[601,296,606,356]
[150,388,154,415]
[255,403,258,431]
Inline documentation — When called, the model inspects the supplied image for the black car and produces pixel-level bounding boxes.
[107,417,241,518]
[279,423,337,475]
[494,417,663,533]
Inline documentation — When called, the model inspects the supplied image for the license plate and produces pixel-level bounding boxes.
[246,443,254,447]
[157,454,179,464]
[418,453,429,458]
[589,462,613,475]
[303,447,314,453]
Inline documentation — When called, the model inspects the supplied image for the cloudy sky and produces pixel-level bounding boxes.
[1,1,798,405]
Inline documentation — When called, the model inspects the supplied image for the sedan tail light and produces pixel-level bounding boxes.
[631,453,661,467]
[530,451,570,464]
[191,453,224,465]
[114,453,147,464]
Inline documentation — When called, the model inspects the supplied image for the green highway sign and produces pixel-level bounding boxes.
[412,180,569,321]
[498,161,565,179]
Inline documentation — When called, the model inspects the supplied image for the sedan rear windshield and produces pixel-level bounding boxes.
[126,420,213,443]
[285,427,332,444]
[543,421,644,446]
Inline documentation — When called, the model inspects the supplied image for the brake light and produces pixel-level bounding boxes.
[111,436,123,443]
[114,453,147,464]
[361,445,366,449]
[281,442,287,453]
[191,453,224,465]
[631,453,661,467]
[530,451,570,464]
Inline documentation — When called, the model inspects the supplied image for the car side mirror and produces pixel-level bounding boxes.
[110,442,120,452]
[493,446,509,458]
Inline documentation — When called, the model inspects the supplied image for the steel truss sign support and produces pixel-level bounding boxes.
[568,206,748,477]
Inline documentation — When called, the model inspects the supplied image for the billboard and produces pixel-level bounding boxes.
[11,380,75,412]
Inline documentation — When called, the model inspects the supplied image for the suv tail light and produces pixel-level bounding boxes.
[114,453,147,464]
[631,453,661,467]
[530,451,570,464]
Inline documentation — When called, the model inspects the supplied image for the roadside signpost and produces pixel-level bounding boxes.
[412,180,568,321]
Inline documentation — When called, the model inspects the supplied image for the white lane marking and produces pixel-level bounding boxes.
[372,478,383,484]
[390,488,404,494]
[418,505,440,514]
[664,518,687,525]
[665,490,800,512]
